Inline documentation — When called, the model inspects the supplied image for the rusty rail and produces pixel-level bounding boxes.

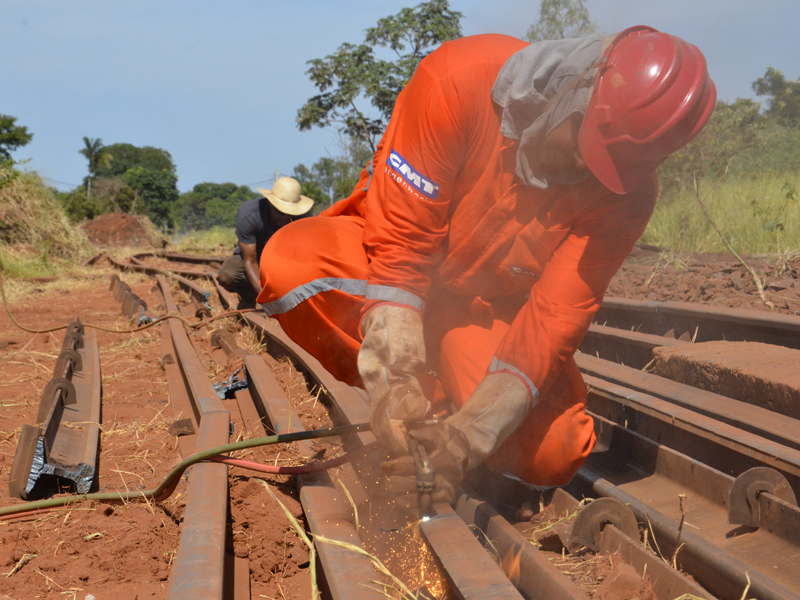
[133,251,226,266]
[597,296,800,349]
[579,322,688,370]
[584,372,800,492]
[234,329,384,598]
[573,412,800,599]
[577,353,800,452]
[103,252,212,280]
[9,323,102,499]
[154,275,234,600]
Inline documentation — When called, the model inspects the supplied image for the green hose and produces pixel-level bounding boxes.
[0,423,370,518]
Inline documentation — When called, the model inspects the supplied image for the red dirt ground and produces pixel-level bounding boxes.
[609,246,800,314]
[0,264,334,600]
[1,246,799,599]
[82,214,168,249]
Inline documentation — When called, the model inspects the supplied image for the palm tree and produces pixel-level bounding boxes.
[79,137,112,198]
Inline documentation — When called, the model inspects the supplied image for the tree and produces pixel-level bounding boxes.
[0,115,32,189]
[92,177,137,213]
[60,188,103,223]
[752,67,800,127]
[94,143,176,179]
[526,0,596,43]
[122,166,179,228]
[0,114,33,162]
[292,136,373,212]
[658,98,764,193]
[297,0,462,151]
[82,142,180,227]
[171,182,256,232]
[78,137,112,198]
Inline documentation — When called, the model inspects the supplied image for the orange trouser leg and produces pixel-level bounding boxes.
[257,215,368,387]
[436,310,596,487]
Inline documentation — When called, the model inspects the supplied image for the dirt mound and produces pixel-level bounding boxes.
[82,213,167,248]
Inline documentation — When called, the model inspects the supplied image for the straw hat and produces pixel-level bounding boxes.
[257,177,314,216]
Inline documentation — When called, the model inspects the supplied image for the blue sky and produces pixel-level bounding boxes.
[3,0,798,194]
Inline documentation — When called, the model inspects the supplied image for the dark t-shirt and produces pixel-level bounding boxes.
[233,198,310,260]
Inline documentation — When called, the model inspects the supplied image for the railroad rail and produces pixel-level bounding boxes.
[9,320,101,499]
[8,254,799,599]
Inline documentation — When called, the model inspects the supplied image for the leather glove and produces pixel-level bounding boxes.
[382,372,532,506]
[445,372,532,469]
[357,304,430,456]
[381,423,471,508]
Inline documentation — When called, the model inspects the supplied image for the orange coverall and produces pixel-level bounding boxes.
[258,34,657,485]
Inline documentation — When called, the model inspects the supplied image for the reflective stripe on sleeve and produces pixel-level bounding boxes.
[261,277,367,316]
[366,284,426,312]
[488,356,540,402]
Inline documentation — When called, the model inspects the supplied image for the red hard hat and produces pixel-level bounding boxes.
[579,26,717,194]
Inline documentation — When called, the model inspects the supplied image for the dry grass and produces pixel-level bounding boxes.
[0,169,92,276]
[172,227,236,255]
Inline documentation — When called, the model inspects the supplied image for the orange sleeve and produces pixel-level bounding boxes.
[360,35,526,314]
[360,58,467,312]
[490,179,658,399]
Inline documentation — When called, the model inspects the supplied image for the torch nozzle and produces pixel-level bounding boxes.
[410,438,436,520]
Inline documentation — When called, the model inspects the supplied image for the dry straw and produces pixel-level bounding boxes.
[0,169,92,262]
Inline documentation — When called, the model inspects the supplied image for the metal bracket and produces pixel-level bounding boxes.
[61,330,84,352]
[568,497,639,552]
[66,320,85,336]
[53,348,82,377]
[36,377,78,424]
[729,467,797,527]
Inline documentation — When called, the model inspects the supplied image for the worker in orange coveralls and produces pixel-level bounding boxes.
[257,27,716,503]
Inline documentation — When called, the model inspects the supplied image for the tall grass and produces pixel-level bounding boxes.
[642,175,800,254]
[0,168,92,276]
[172,226,236,255]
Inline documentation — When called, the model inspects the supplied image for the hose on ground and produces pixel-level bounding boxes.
[0,423,372,519]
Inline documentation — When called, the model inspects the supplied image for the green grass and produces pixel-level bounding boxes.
[642,175,800,254]
[171,226,236,255]
[0,245,66,278]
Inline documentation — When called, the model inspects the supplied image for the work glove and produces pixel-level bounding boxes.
[382,372,532,506]
[358,304,430,456]
[382,423,471,509]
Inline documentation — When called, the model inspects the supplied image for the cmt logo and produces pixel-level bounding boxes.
[387,149,440,200]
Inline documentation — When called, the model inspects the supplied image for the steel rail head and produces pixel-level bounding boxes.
[419,502,525,600]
